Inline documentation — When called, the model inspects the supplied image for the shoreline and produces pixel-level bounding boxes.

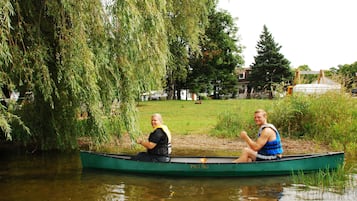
[112,133,331,155]
[1,134,331,154]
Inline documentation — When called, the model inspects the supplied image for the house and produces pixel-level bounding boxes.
[236,67,251,98]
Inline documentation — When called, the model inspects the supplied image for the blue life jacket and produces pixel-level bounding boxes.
[257,124,283,156]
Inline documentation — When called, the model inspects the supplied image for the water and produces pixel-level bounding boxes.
[1,150,356,201]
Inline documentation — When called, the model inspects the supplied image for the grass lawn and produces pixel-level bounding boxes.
[137,99,275,135]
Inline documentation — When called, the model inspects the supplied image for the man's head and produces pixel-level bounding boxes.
[254,109,268,126]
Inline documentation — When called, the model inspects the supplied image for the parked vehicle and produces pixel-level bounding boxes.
[352,88,357,97]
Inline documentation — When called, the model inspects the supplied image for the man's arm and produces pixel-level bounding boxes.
[255,128,275,150]
[137,139,157,149]
[138,128,165,149]
[241,129,271,151]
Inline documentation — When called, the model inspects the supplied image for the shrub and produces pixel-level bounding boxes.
[269,95,312,137]
[211,100,274,138]
[212,110,255,138]
[270,92,357,155]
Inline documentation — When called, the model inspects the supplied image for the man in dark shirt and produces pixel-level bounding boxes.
[133,113,171,162]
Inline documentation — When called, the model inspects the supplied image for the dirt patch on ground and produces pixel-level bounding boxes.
[111,133,330,155]
[174,134,330,154]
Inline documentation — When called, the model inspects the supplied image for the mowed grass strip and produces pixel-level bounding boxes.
[137,99,274,135]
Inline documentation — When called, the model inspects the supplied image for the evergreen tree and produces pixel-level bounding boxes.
[249,25,292,98]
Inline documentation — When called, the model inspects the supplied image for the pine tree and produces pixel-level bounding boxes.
[249,25,292,98]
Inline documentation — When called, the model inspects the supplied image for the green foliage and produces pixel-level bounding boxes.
[108,0,171,141]
[213,110,255,138]
[270,92,357,156]
[2,0,352,153]
[269,95,313,137]
[294,65,318,84]
[211,100,274,137]
[0,0,37,143]
[0,0,13,67]
[292,164,351,191]
[187,8,244,98]
[249,25,293,95]
[1,102,31,141]
[165,0,213,99]
[0,0,214,150]
[331,62,357,89]
[209,92,357,157]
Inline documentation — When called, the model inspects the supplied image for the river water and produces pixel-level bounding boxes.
[1,150,356,201]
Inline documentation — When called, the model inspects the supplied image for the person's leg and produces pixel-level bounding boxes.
[246,148,257,161]
[232,148,257,163]
[132,152,152,161]
[154,156,170,162]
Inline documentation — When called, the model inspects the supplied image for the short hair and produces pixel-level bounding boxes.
[255,109,267,118]
[151,113,163,123]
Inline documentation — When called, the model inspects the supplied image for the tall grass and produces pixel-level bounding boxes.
[270,92,357,156]
[291,164,351,191]
[211,100,274,137]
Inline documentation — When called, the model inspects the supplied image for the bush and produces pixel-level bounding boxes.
[211,100,273,138]
[270,92,357,155]
[212,110,255,138]
[212,92,357,156]
[269,95,312,137]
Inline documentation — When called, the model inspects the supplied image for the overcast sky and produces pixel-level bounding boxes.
[217,0,357,70]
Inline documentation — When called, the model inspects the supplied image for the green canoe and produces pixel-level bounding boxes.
[80,151,344,177]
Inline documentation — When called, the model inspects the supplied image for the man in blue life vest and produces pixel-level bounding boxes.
[133,113,172,162]
[233,109,283,163]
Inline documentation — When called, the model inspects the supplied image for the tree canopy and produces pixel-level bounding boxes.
[164,0,214,100]
[248,25,292,97]
[330,62,357,89]
[187,8,244,98]
[294,65,317,84]
[0,0,212,150]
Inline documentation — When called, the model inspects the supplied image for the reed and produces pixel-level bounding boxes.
[291,164,351,190]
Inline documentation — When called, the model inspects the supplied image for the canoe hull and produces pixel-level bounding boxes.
[80,151,344,177]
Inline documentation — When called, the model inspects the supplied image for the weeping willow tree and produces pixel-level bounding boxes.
[0,0,109,150]
[0,0,212,150]
[108,0,170,142]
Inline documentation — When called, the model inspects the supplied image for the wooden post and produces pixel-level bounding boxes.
[318,70,325,84]
[294,70,301,85]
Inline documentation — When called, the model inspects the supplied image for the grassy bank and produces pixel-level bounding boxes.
[137,99,273,135]
[137,94,357,157]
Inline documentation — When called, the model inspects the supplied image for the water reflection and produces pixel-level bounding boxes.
[80,170,288,201]
[281,182,357,201]
[1,151,356,201]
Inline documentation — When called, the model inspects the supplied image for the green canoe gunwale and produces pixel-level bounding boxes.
[80,151,344,177]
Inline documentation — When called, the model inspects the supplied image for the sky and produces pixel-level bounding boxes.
[217,0,357,70]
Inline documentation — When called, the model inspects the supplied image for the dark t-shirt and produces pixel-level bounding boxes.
[148,128,169,156]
